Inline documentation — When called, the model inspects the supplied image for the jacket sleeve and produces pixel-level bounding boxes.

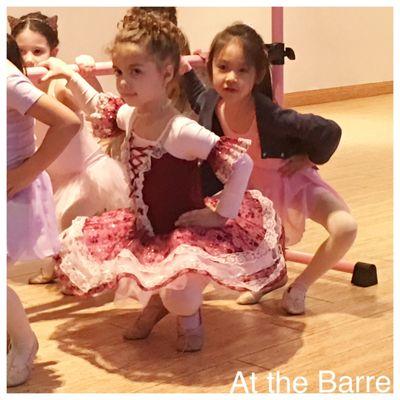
[181,69,207,115]
[273,106,342,164]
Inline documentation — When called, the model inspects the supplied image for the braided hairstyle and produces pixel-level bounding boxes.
[113,8,190,112]
[207,23,273,101]
[9,12,59,50]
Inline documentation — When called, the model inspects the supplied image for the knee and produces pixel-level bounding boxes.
[329,212,358,244]
[160,288,202,316]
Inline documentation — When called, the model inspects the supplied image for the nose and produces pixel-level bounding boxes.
[225,70,237,83]
[24,53,36,67]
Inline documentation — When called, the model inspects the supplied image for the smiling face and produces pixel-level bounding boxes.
[211,38,258,105]
[111,42,173,109]
[15,27,57,67]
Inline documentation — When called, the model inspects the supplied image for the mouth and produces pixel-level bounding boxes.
[223,87,238,93]
[120,93,137,99]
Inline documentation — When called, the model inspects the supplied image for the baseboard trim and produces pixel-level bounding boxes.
[283,81,393,107]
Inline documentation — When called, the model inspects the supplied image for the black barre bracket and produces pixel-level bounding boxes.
[265,42,296,65]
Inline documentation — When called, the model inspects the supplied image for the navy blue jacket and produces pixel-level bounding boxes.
[182,69,342,196]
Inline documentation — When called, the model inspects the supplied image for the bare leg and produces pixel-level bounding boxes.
[7,285,38,386]
[282,190,357,314]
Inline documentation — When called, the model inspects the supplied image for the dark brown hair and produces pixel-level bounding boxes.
[7,34,25,73]
[9,12,59,50]
[207,23,273,100]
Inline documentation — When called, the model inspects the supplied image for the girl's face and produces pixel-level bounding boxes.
[112,42,173,109]
[212,38,258,104]
[15,27,57,67]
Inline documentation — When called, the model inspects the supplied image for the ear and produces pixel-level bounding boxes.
[163,63,175,86]
[47,15,58,31]
[8,16,20,31]
[50,47,59,57]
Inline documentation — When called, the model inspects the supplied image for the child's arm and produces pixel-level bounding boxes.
[180,58,207,115]
[74,55,103,92]
[40,57,127,139]
[47,55,103,114]
[275,106,342,165]
[168,122,253,227]
[7,93,81,198]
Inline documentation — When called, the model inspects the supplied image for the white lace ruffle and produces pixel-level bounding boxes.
[57,189,285,295]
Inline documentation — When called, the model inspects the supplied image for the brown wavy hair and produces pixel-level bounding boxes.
[113,8,191,113]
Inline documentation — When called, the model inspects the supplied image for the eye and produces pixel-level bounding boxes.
[33,49,43,56]
[217,64,226,71]
[239,67,249,73]
[131,68,142,76]
[113,68,122,77]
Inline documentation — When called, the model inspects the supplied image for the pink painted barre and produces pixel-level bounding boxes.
[271,6,284,105]
[26,55,206,80]
[285,249,355,273]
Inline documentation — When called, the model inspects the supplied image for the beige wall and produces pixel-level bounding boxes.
[7,7,392,94]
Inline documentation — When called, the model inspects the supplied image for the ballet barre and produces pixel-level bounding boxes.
[26,55,377,288]
[285,250,377,287]
[26,55,206,81]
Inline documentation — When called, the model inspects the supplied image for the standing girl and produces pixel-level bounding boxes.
[40,9,286,352]
[7,34,81,386]
[181,23,357,314]
[9,12,130,284]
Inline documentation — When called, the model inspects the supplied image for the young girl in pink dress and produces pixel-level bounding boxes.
[40,9,286,352]
[9,12,130,284]
[7,35,81,386]
[181,23,358,314]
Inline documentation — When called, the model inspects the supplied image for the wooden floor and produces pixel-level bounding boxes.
[7,94,393,394]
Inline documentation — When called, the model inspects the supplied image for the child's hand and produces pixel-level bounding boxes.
[175,208,228,228]
[179,56,192,75]
[39,57,75,82]
[278,154,314,177]
[75,54,96,77]
[7,165,37,199]
[193,49,208,63]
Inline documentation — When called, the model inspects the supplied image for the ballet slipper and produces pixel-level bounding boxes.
[28,268,56,284]
[236,274,288,305]
[7,334,39,387]
[281,283,307,315]
[123,294,168,340]
[176,309,203,352]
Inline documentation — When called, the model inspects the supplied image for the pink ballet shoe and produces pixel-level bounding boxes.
[236,274,288,305]
[176,309,203,352]
[281,284,307,315]
[7,334,39,387]
[123,294,169,340]
[28,267,56,284]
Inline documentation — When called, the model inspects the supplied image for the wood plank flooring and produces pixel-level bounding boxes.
[7,94,393,394]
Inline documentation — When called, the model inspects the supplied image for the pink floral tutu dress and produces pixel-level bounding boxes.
[55,90,286,303]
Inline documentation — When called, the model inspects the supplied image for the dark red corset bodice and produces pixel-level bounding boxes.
[142,153,204,234]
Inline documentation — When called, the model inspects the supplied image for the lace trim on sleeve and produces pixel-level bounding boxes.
[88,93,125,138]
[206,137,251,183]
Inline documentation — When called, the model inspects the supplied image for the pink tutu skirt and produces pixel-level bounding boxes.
[7,171,60,262]
[249,159,345,246]
[56,190,286,302]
